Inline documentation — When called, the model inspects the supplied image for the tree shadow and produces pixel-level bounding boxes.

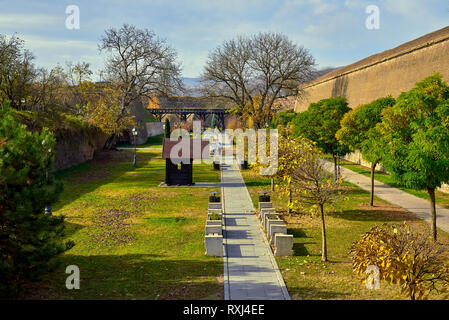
[289,286,351,300]
[23,253,223,300]
[63,221,85,238]
[245,180,272,187]
[335,209,420,222]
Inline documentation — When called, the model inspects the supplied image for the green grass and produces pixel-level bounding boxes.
[241,169,449,300]
[118,134,164,149]
[338,159,449,209]
[25,148,223,300]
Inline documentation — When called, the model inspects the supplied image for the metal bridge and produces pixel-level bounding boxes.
[148,108,226,130]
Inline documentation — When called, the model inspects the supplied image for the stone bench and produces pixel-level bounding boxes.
[274,234,293,256]
[258,202,273,212]
[205,223,222,235]
[205,219,222,235]
[266,218,285,236]
[208,203,222,210]
[260,208,276,222]
[269,224,288,245]
[264,213,280,228]
[205,234,223,256]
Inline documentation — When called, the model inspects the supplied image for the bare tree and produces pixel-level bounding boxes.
[99,24,183,148]
[291,151,343,262]
[201,32,315,128]
[0,34,36,109]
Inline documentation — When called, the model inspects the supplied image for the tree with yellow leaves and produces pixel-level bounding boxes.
[351,223,449,300]
[147,94,161,109]
[83,83,135,136]
[289,141,343,262]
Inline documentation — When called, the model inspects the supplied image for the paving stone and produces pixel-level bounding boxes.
[222,160,289,300]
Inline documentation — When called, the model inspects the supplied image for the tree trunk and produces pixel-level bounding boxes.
[271,178,275,192]
[333,155,338,180]
[370,162,377,207]
[427,187,437,241]
[319,204,328,262]
[288,183,292,214]
[104,134,117,150]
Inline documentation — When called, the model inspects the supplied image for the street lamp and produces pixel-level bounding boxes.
[132,127,138,168]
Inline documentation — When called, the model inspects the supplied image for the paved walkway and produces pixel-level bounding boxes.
[323,161,449,233]
[221,158,290,300]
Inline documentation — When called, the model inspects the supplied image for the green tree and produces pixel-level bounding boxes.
[0,34,36,109]
[378,74,449,241]
[336,97,395,206]
[270,110,297,128]
[164,118,171,138]
[210,113,217,129]
[293,97,350,179]
[0,101,74,297]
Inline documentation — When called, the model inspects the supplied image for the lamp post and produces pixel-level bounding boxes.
[132,127,138,168]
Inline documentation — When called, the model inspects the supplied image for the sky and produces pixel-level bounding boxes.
[0,0,448,79]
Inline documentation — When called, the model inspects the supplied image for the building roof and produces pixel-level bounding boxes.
[162,138,210,159]
[303,25,449,89]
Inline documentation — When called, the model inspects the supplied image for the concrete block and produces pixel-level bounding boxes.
[264,213,279,228]
[208,203,222,210]
[274,234,293,256]
[205,224,222,235]
[267,219,285,236]
[269,224,287,244]
[258,202,273,212]
[206,220,222,226]
[260,208,276,221]
[205,234,223,256]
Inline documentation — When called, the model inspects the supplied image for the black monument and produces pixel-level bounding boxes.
[162,138,209,186]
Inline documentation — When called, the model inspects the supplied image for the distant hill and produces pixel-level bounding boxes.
[311,67,340,80]
[179,68,339,97]
[181,77,202,96]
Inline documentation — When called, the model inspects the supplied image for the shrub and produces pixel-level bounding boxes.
[350,223,449,300]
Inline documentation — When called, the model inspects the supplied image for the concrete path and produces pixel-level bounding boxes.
[323,161,449,233]
[221,158,290,300]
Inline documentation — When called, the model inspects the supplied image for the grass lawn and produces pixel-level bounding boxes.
[241,168,449,300]
[24,139,223,300]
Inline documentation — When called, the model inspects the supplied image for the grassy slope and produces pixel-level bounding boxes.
[25,142,222,300]
[241,169,449,300]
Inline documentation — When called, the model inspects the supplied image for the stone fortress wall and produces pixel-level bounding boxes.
[295,26,449,112]
[294,26,449,193]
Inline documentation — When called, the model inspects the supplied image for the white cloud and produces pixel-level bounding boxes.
[0,13,61,29]
[21,35,96,50]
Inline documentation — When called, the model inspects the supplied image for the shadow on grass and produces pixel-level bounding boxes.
[52,149,212,210]
[289,228,307,238]
[24,253,223,300]
[289,286,351,300]
[335,209,420,222]
[293,243,313,256]
[63,221,85,238]
[245,180,272,187]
